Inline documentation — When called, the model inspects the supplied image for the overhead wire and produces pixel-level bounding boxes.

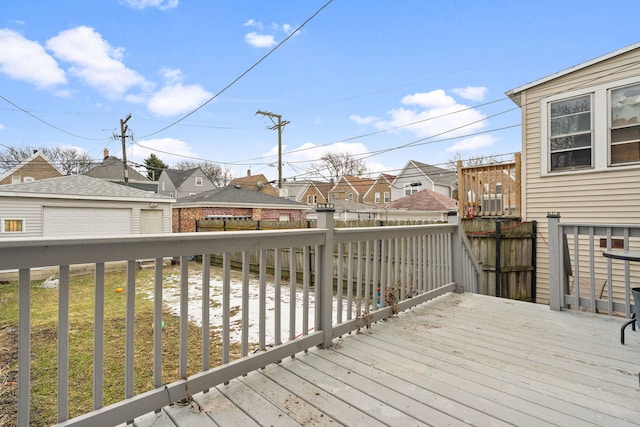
[137,0,335,139]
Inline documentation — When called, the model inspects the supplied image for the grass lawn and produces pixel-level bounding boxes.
[0,262,225,427]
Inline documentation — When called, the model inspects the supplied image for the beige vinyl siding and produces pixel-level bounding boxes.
[520,47,640,304]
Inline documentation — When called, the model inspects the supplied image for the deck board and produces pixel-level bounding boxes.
[133,292,640,426]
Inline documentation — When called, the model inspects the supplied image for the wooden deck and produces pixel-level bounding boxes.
[126,292,640,426]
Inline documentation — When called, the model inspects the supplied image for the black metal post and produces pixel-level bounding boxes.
[495,220,501,298]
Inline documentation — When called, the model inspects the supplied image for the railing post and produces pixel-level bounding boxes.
[547,213,562,311]
[316,203,335,348]
[450,218,464,293]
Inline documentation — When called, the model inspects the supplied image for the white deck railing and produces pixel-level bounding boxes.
[0,210,480,426]
[548,213,639,318]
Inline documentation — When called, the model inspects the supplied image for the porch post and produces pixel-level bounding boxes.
[547,213,562,311]
[450,219,464,293]
[316,203,335,348]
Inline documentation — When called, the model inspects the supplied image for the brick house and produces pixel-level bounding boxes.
[299,181,332,206]
[328,175,375,204]
[229,171,278,197]
[363,173,396,205]
[0,151,63,185]
[172,185,311,232]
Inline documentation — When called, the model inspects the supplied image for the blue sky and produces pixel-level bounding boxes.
[1,0,638,182]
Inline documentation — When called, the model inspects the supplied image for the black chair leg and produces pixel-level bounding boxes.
[621,313,637,345]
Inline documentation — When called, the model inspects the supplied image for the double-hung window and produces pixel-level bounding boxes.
[549,94,592,171]
[374,192,381,204]
[610,83,640,165]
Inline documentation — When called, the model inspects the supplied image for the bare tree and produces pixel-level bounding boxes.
[309,152,368,181]
[0,145,95,175]
[174,160,233,187]
[447,152,510,170]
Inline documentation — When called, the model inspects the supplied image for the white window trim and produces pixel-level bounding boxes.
[2,218,25,233]
[195,176,204,186]
[540,75,640,176]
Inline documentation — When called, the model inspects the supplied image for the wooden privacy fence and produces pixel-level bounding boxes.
[457,154,521,218]
[462,217,537,301]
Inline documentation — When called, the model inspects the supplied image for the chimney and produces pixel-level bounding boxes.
[246,169,251,176]
[103,148,109,159]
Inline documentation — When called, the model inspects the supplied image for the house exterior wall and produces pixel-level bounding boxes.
[176,172,216,198]
[391,164,442,200]
[517,47,640,304]
[363,180,391,205]
[300,185,327,205]
[0,197,171,237]
[329,180,360,203]
[0,156,63,185]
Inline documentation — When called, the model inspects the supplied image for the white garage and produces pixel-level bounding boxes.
[0,175,174,238]
[43,207,132,237]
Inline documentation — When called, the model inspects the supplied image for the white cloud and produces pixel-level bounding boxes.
[349,114,378,125]
[373,89,487,139]
[243,20,295,48]
[451,86,488,101]
[120,0,179,10]
[0,29,66,88]
[46,26,149,99]
[147,83,212,116]
[0,123,5,131]
[401,90,456,108]
[129,138,199,166]
[244,32,276,48]
[446,134,496,152]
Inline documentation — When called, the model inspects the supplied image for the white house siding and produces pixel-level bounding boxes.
[0,199,43,237]
[44,207,132,236]
[519,47,640,304]
[0,197,172,238]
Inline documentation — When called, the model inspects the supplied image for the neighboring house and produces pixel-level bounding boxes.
[307,199,384,221]
[278,179,312,202]
[328,176,375,204]
[158,167,216,200]
[229,172,278,197]
[381,188,457,222]
[505,41,640,304]
[0,151,63,185]
[391,160,457,201]
[86,148,157,193]
[172,185,311,232]
[0,175,173,238]
[363,173,395,205]
[299,181,332,206]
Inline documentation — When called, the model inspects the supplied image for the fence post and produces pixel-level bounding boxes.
[547,213,562,311]
[495,220,502,298]
[316,203,335,348]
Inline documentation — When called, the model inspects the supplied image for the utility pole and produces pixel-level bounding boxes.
[256,110,289,189]
[114,114,132,186]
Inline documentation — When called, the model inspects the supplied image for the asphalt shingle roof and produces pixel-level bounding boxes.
[175,185,308,208]
[0,174,171,201]
[385,189,457,211]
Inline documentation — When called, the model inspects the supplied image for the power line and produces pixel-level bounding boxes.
[137,0,334,139]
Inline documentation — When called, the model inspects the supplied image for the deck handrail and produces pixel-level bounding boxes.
[548,213,640,317]
[0,211,481,426]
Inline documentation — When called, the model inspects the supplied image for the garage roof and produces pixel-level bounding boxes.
[0,174,173,202]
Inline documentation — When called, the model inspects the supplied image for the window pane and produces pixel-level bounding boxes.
[4,219,23,232]
[551,148,591,170]
[611,142,640,164]
[550,96,590,117]
[550,133,592,151]
[611,84,640,125]
[611,126,640,143]
[550,112,591,136]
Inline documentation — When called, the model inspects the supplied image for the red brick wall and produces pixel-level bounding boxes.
[173,207,307,232]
